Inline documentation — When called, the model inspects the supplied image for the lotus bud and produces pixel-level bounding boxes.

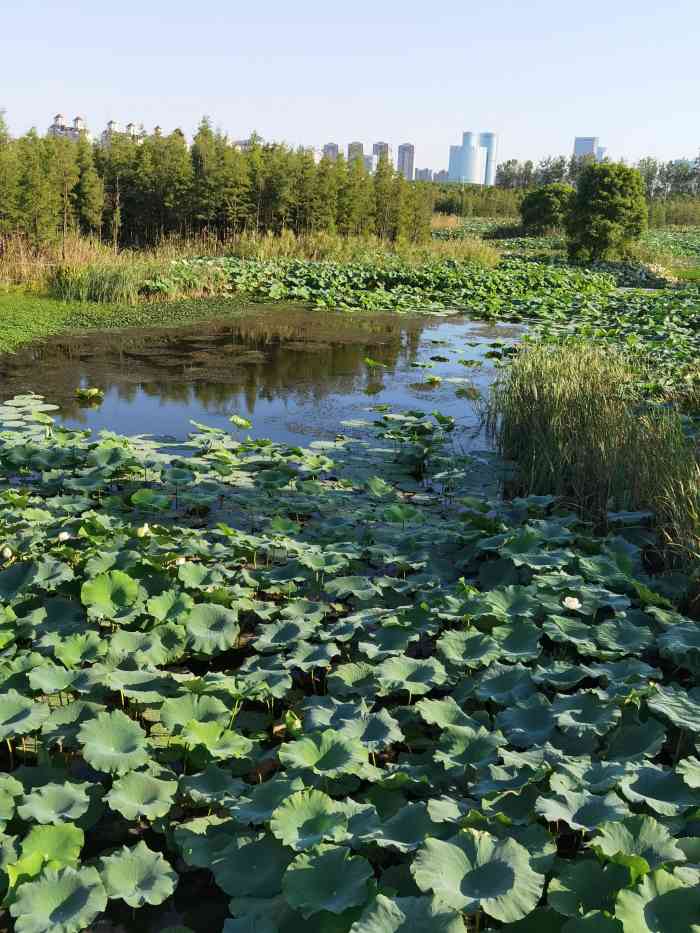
[136,523,150,538]
[57,531,71,543]
[1,547,12,560]
[562,596,582,611]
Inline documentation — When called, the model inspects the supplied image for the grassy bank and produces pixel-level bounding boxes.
[489,342,700,568]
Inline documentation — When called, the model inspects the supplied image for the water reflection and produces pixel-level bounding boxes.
[0,305,522,446]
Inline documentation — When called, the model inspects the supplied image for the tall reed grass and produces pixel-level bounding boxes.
[488,342,700,568]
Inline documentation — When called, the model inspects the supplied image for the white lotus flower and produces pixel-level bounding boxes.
[1,547,12,560]
[57,531,71,542]
[175,557,186,566]
[136,523,150,538]
[562,596,582,611]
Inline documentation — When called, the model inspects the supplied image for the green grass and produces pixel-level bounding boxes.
[488,341,700,566]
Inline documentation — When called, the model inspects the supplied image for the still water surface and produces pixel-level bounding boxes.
[0,307,522,447]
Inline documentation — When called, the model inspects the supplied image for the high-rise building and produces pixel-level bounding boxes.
[447,131,498,185]
[574,137,599,159]
[348,141,364,162]
[596,146,608,161]
[415,168,433,181]
[434,170,449,183]
[397,143,415,181]
[363,154,378,174]
[372,141,392,162]
[323,142,339,161]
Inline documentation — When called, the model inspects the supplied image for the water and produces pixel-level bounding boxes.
[0,306,522,448]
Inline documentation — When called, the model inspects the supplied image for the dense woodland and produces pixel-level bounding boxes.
[0,115,433,248]
[1,110,699,250]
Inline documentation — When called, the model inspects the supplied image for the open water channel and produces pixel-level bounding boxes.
[0,306,522,448]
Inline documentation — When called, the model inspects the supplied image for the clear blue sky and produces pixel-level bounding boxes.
[3,0,698,170]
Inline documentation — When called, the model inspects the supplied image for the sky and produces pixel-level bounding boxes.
[2,0,698,171]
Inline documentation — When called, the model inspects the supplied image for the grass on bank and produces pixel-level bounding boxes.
[488,342,700,568]
[0,229,500,302]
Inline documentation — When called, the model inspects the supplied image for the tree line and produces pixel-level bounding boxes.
[0,114,433,249]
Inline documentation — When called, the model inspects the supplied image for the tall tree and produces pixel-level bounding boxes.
[74,136,104,236]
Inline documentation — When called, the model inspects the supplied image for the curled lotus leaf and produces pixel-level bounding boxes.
[678,755,700,789]
[605,715,667,762]
[592,815,686,870]
[212,833,293,898]
[496,694,555,748]
[411,830,545,923]
[230,775,306,824]
[535,790,629,831]
[364,802,448,853]
[160,693,229,734]
[376,655,448,697]
[474,662,535,705]
[179,765,246,807]
[491,622,542,662]
[350,894,467,933]
[283,844,374,918]
[435,725,507,771]
[180,721,253,759]
[80,570,142,619]
[562,913,623,932]
[270,789,348,850]
[100,840,178,907]
[548,857,633,917]
[77,709,149,775]
[9,865,107,933]
[326,662,378,698]
[436,629,500,669]
[173,814,237,869]
[614,868,700,933]
[278,729,369,778]
[20,822,84,868]
[0,690,49,740]
[106,770,178,821]
[146,588,194,623]
[325,575,379,601]
[185,603,240,655]
[595,618,653,655]
[620,766,700,817]
[646,685,700,734]
[416,696,479,730]
[551,692,621,735]
[17,782,92,825]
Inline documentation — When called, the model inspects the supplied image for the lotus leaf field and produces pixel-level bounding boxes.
[0,391,698,933]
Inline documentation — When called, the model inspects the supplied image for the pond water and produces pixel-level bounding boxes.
[0,306,523,448]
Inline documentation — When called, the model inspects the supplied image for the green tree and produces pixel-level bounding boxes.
[566,162,647,261]
[74,137,104,235]
[15,131,61,247]
[0,110,19,234]
[520,182,574,234]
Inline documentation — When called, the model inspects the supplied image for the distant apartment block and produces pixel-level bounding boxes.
[434,170,449,183]
[100,120,146,146]
[322,142,339,161]
[397,143,415,180]
[447,132,498,185]
[415,168,433,181]
[574,136,601,159]
[363,154,378,174]
[372,141,392,162]
[596,146,607,161]
[47,114,91,141]
[348,141,364,162]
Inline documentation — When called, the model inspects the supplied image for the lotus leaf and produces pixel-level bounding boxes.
[160,693,229,734]
[180,765,246,806]
[592,816,686,870]
[20,822,84,867]
[100,840,177,907]
[548,858,632,917]
[535,790,629,830]
[0,690,48,740]
[377,655,447,696]
[270,789,347,850]
[411,830,544,923]
[18,782,92,825]
[212,833,293,898]
[614,868,700,933]
[77,709,149,774]
[279,729,368,777]
[350,894,466,933]
[10,865,107,933]
[620,766,700,816]
[80,569,142,618]
[647,685,700,734]
[106,770,177,820]
[283,844,374,918]
[185,603,240,654]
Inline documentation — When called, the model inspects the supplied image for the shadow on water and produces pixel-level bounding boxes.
[0,304,523,447]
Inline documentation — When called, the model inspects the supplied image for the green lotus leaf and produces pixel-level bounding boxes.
[491,622,542,662]
[27,665,77,695]
[542,616,599,655]
[100,840,177,907]
[212,833,293,898]
[17,782,92,825]
[536,790,629,830]
[549,759,627,795]
[605,715,667,761]
[595,618,653,655]
[41,703,105,753]
[376,655,448,697]
[77,709,149,775]
[0,562,38,601]
[270,789,348,850]
[286,641,340,671]
[180,765,246,806]
[160,693,229,734]
[80,569,142,619]
[471,763,547,799]
[435,725,506,771]
[0,690,49,740]
[305,699,405,751]
[532,662,589,689]
[178,562,223,589]
[173,814,238,868]
[350,894,467,933]
[106,770,177,820]
[255,620,318,652]
[416,696,479,730]
[496,694,555,748]
[436,629,500,668]
[463,586,541,623]
[474,662,535,705]
[561,913,622,933]
[326,662,378,698]
[230,776,306,824]
[185,603,240,655]
[53,632,106,668]
[411,830,544,923]
[147,588,195,622]
[10,865,107,933]
[678,756,700,789]
[647,685,700,734]
[592,816,686,870]
[180,721,253,758]
[20,822,84,867]
[107,628,175,667]
[365,802,448,853]
[325,575,379,601]
[279,729,369,777]
[283,844,374,918]
[548,857,632,917]
[620,766,700,816]
[615,868,700,933]
[551,692,621,735]
[501,907,567,932]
